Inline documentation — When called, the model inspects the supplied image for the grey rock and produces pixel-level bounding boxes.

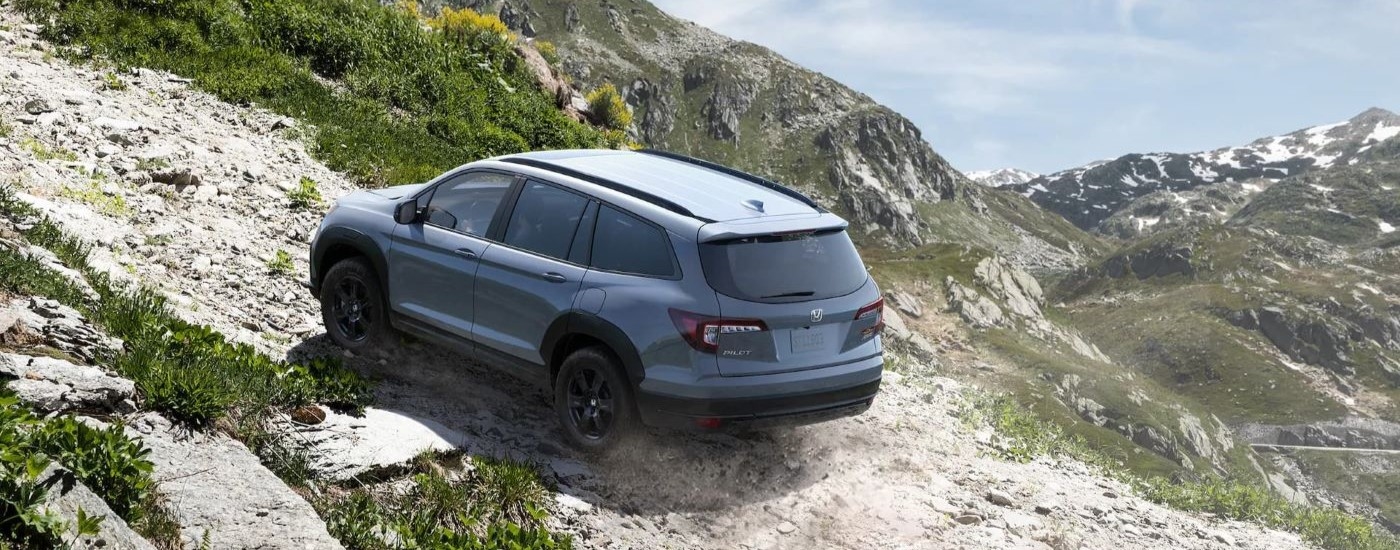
[887,290,923,318]
[125,413,345,549]
[38,463,158,550]
[1,353,136,412]
[986,489,1014,507]
[24,98,55,114]
[945,277,1004,329]
[151,168,202,187]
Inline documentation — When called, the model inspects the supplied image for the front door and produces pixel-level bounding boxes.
[387,171,516,341]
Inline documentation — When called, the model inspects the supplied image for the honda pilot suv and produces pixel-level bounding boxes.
[307,149,884,449]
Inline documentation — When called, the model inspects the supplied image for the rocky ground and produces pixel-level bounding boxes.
[0,10,1322,549]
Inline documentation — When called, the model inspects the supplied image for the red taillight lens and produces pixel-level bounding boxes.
[855,298,885,337]
[669,309,768,353]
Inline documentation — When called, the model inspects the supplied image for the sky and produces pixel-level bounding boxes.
[648,0,1400,175]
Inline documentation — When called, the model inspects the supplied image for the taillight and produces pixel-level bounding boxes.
[856,298,884,337]
[669,309,768,353]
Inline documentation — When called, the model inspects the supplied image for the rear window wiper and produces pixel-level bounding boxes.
[760,291,816,299]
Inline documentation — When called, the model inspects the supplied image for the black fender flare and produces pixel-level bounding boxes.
[311,226,389,294]
[541,311,645,387]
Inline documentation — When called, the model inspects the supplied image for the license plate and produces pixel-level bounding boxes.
[791,329,825,354]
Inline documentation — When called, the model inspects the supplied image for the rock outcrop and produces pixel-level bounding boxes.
[38,463,158,550]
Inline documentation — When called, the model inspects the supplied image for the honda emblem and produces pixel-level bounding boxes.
[810,309,824,323]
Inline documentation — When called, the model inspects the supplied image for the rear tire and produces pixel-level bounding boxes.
[554,346,637,451]
[320,257,391,352]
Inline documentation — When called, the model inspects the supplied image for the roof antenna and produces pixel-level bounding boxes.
[742,199,765,213]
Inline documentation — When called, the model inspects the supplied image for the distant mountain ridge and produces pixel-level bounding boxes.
[967,167,1038,187]
[1010,107,1400,234]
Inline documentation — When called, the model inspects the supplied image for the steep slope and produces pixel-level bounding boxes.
[969,167,1039,187]
[1012,108,1400,235]
[432,0,1109,268]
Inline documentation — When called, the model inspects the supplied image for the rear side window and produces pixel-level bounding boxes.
[504,181,589,260]
[590,206,675,277]
[699,230,867,302]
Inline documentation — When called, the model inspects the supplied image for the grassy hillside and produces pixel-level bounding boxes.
[18,0,616,186]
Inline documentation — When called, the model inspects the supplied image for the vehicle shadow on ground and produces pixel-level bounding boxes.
[284,334,834,514]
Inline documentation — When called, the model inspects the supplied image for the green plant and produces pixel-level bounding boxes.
[0,395,178,548]
[20,137,78,162]
[586,83,632,131]
[319,454,569,550]
[267,249,295,276]
[101,71,127,91]
[135,157,169,173]
[0,119,12,138]
[59,179,130,217]
[288,177,322,209]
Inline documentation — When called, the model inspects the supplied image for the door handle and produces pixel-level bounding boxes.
[453,248,477,260]
[541,272,567,283]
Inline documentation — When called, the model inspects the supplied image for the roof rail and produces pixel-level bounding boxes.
[637,149,826,212]
[498,157,707,220]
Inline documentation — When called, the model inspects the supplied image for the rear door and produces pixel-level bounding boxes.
[472,180,592,370]
[699,229,883,377]
[387,171,516,340]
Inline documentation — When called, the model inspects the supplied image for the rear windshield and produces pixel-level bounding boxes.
[699,229,868,303]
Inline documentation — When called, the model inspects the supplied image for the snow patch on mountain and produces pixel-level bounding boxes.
[1008,107,1400,233]
[966,167,1038,187]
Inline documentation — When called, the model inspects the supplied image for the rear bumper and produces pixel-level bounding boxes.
[635,353,883,429]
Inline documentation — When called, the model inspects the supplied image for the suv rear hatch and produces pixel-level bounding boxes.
[685,227,883,377]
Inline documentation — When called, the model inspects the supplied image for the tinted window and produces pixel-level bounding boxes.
[590,206,675,277]
[424,172,514,236]
[504,182,589,260]
[699,230,867,302]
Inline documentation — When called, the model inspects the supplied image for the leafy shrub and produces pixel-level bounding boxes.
[0,395,173,547]
[535,40,559,65]
[101,71,126,91]
[288,177,322,209]
[20,137,78,162]
[428,6,512,43]
[586,83,631,131]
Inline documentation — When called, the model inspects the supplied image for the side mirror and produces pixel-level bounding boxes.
[394,200,420,224]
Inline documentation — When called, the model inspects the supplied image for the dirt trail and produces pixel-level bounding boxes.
[0,13,1316,549]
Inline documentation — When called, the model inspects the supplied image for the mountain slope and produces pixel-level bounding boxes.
[968,167,1038,187]
[436,0,1109,267]
[1012,108,1400,235]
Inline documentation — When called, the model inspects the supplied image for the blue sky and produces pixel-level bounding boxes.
[648,0,1400,174]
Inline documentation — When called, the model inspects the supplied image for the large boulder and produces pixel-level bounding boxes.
[38,463,157,550]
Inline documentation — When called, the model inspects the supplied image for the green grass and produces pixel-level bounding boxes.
[962,392,1397,550]
[20,137,77,162]
[318,452,570,549]
[1290,450,1400,534]
[58,178,130,217]
[17,0,614,188]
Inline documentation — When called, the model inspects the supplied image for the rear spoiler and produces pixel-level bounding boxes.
[697,212,849,243]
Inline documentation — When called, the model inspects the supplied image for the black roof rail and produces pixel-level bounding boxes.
[498,157,707,221]
[637,149,826,212]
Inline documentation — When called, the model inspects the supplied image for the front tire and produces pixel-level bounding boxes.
[554,346,637,451]
[320,257,391,352]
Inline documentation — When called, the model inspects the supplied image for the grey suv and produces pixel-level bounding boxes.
[307,149,884,449]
